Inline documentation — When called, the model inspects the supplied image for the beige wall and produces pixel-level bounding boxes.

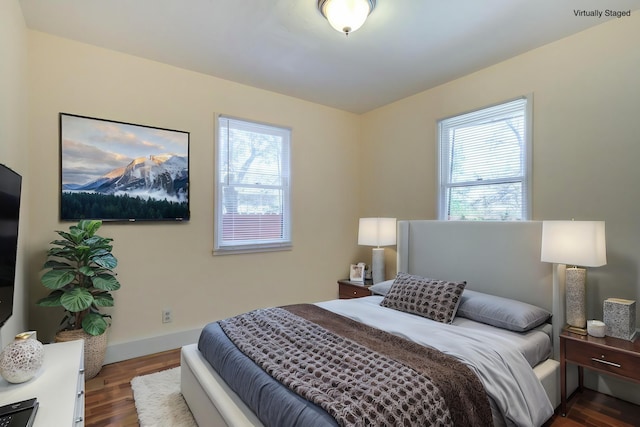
[0,0,30,346]
[26,32,362,347]
[362,12,640,318]
[361,14,640,402]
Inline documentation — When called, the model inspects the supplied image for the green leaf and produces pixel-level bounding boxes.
[43,260,74,269]
[40,269,75,290]
[85,236,112,249]
[76,245,90,254]
[60,287,94,312]
[69,228,87,244]
[93,292,114,307]
[47,247,76,258]
[49,239,78,248]
[92,274,120,291]
[78,266,95,277]
[93,253,117,269]
[42,259,76,271]
[89,246,113,258]
[82,312,108,336]
[55,230,77,243]
[79,220,102,237]
[36,291,64,307]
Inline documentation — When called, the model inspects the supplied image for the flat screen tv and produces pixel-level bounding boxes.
[0,164,22,327]
[59,113,190,222]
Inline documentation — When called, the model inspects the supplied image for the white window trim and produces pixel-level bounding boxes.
[214,114,292,255]
[437,95,533,221]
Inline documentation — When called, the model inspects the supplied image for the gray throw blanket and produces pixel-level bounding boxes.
[218,304,492,426]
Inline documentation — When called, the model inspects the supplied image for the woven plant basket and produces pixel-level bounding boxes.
[55,329,107,379]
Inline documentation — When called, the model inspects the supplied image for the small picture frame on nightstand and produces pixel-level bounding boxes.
[349,263,365,282]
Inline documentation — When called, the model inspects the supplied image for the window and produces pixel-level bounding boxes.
[438,96,531,221]
[215,116,291,254]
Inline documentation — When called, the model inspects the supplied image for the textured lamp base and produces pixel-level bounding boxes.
[371,248,385,284]
[566,267,587,329]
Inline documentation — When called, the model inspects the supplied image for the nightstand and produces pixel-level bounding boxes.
[337,279,372,299]
[559,330,640,416]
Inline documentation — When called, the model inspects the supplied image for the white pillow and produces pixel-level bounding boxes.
[456,290,551,332]
[369,279,394,296]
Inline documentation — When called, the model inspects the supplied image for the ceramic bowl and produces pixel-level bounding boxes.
[587,320,606,337]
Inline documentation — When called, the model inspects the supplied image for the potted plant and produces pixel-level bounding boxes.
[37,219,120,378]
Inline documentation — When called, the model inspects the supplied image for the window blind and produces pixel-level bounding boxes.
[438,97,531,221]
[215,116,291,253]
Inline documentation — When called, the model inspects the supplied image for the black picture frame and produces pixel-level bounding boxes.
[59,113,190,222]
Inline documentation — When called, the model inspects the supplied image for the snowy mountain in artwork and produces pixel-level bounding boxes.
[63,154,188,202]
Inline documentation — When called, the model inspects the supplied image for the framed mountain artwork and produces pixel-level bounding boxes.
[59,113,190,222]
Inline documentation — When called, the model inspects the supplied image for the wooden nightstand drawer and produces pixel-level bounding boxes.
[565,339,640,382]
[338,280,372,299]
[560,330,640,416]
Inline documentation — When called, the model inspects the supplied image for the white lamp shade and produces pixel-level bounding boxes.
[541,221,606,267]
[320,0,373,34]
[358,218,396,247]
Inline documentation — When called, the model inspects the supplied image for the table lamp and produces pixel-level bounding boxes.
[541,220,606,335]
[358,218,396,284]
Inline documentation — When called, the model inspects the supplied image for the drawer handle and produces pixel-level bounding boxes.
[353,291,357,295]
[591,358,621,368]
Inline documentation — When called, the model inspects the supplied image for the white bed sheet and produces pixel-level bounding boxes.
[451,317,552,368]
[315,296,554,427]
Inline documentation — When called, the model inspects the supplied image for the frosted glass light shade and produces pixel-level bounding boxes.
[358,218,396,247]
[319,0,375,35]
[540,221,606,267]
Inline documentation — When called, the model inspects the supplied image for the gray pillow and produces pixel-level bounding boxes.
[380,272,466,324]
[369,279,394,296]
[456,289,551,332]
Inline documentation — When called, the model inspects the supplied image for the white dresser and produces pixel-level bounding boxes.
[0,339,85,426]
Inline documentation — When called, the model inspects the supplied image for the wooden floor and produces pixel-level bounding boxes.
[85,348,640,427]
[544,389,640,427]
[85,348,181,427]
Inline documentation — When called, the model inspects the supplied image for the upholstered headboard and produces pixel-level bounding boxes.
[397,220,552,310]
[397,220,563,358]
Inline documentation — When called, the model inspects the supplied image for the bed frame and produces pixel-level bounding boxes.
[181,220,562,426]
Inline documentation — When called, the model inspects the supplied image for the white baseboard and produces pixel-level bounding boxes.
[104,328,201,364]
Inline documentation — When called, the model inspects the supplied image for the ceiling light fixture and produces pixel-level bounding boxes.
[318,0,376,36]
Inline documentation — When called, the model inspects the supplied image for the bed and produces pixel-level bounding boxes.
[181,220,562,426]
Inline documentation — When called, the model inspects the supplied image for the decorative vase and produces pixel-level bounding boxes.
[55,329,107,379]
[0,332,45,384]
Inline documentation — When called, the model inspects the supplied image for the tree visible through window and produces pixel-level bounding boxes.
[215,116,291,253]
[438,97,531,221]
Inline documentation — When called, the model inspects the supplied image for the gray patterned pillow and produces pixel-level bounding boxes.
[380,272,466,324]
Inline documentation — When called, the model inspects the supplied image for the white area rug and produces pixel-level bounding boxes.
[131,367,198,427]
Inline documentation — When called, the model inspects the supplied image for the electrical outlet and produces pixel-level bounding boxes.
[162,308,172,323]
